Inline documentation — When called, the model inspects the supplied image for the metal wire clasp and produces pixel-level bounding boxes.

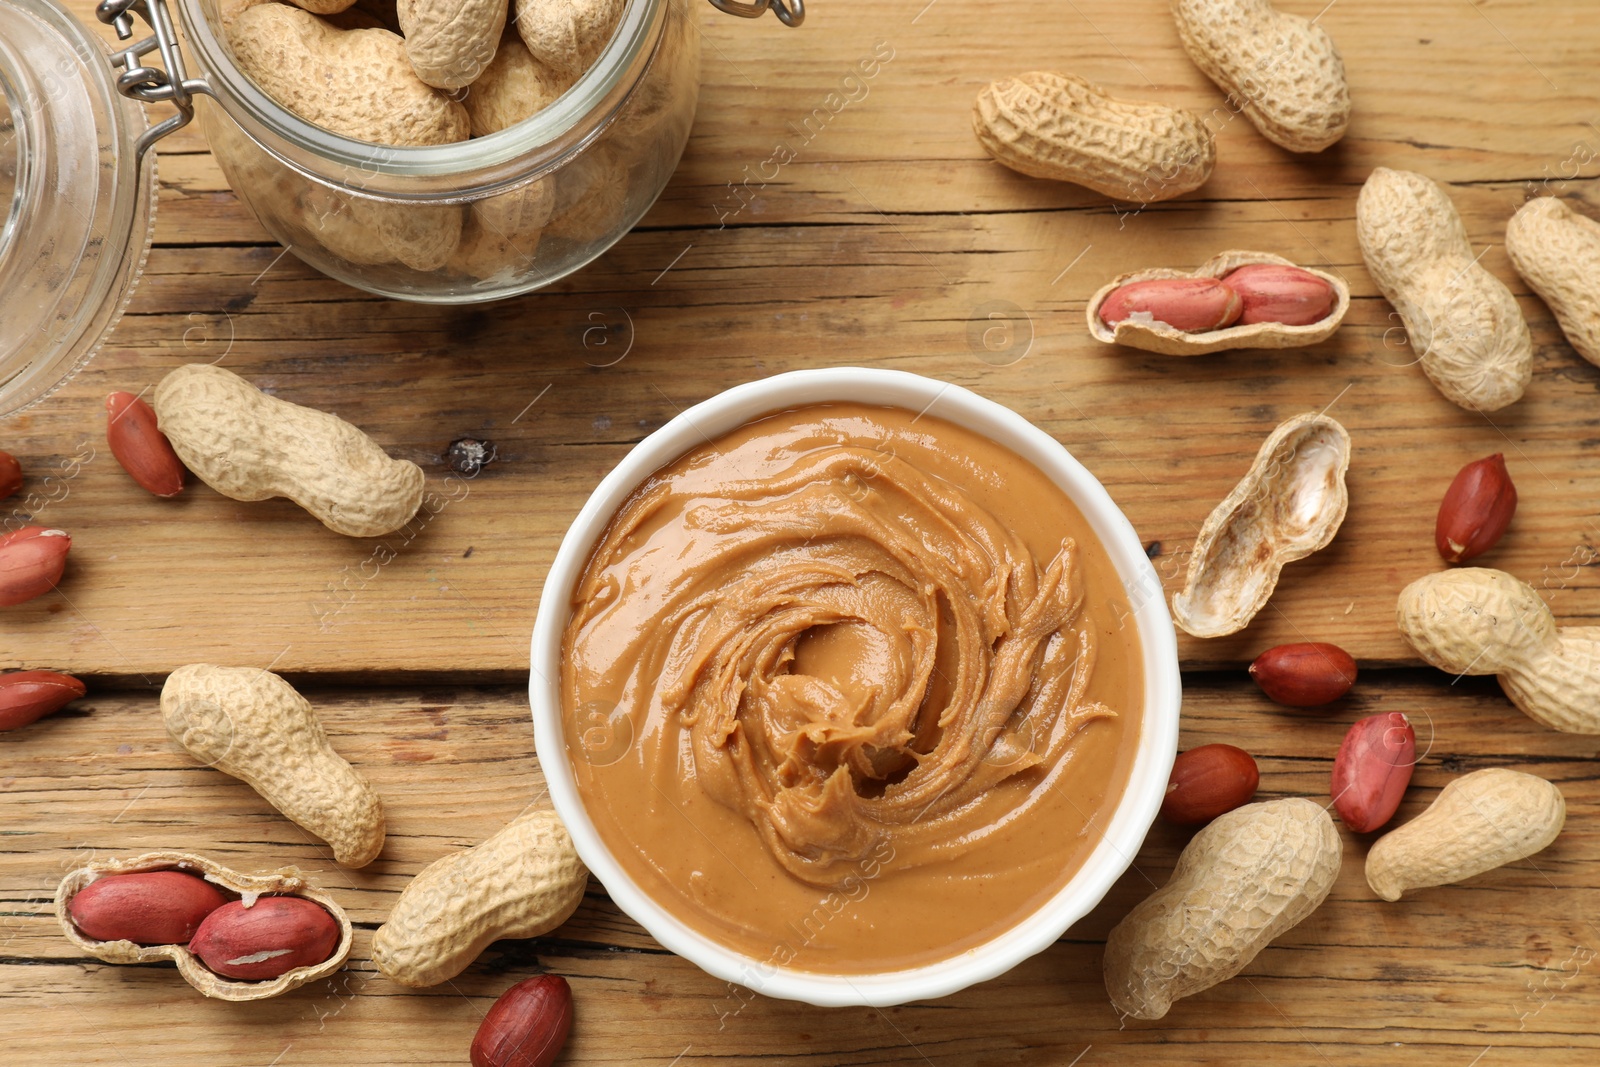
[709,0,804,26]
[95,0,214,166]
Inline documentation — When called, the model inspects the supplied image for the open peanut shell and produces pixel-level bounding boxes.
[1085,250,1350,356]
[55,850,352,1002]
[1172,412,1351,638]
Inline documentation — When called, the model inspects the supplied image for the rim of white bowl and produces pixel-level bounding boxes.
[529,367,1181,1008]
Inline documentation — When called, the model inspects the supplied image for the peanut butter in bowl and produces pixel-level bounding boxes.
[558,401,1145,975]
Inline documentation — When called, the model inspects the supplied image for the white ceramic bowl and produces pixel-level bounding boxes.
[529,367,1181,1007]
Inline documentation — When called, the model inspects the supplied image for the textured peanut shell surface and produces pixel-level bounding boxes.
[1356,167,1532,412]
[463,33,575,137]
[1171,413,1351,638]
[1169,0,1350,153]
[547,141,632,246]
[161,664,387,867]
[1366,769,1565,901]
[55,850,352,1001]
[371,809,588,987]
[1397,568,1600,734]
[449,179,556,281]
[397,0,507,90]
[1505,197,1600,367]
[1103,798,1341,1020]
[513,0,624,78]
[1085,250,1349,355]
[973,71,1215,202]
[152,363,424,538]
[227,4,470,146]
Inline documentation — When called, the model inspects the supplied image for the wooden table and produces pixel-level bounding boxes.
[8,0,1600,1062]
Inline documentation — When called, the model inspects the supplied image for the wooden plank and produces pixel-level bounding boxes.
[9,198,1600,675]
[13,1,1600,1061]
[14,2,1599,675]
[5,678,1600,1064]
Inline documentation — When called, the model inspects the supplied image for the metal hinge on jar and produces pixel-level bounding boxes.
[95,0,213,166]
[710,0,805,25]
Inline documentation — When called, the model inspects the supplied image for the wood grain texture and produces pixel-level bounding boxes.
[8,0,1597,675]
[6,680,1600,1064]
[8,0,1600,1062]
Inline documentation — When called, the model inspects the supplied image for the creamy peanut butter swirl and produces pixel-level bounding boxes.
[565,414,1115,889]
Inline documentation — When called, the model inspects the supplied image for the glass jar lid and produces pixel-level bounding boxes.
[0,0,155,419]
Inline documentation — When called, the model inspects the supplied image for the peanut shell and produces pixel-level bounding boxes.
[1366,769,1564,900]
[372,809,587,987]
[1356,168,1532,412]
[463,33,574,138]
[973,71,1214,202]
[55,850,353,1001]
[1170,0,1350,153]
[1505,196,1600,367]
[1086,250,1349,355]
[397,0,507,90]
[227,4,469,146]
[152,363,424,539]
[513,0,623,78]
[1104,798,1341,1020]
[162,664,387,867]
[1172,413,1351,638]
[1397,567,1600,734]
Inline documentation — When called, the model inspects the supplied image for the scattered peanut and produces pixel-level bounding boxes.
[1397,568,1600,734]
[0,450,20,500]
[472,974,574,1067]
[68,871,228,946]
[1161,744,1259,826]
[56,850,354,1001]
[1330,712,1415,833]
[227,4,470,146]
[1249,643,1357,707]
[1104,798,1341,1020]
[1169,0,1351,153]
[161,664,387,867]
[1172,413,1351,638]
[1435,453,1516,564]
[190,896,341,980]
[1224,263,1338,326]
[0,670,86,731]
[1086,251,1349,356]
[513,0,624,79]
[1366,768,1564,901]
[152,363,424,539]
[106,391,186,498]
[1505,196,1600,368]
[372,809,588,987]
[1356,167,1532,412]
[1098,278,1242,333]
[397,0,506,90]
[0,526,70,607]
[973,71,1214,202]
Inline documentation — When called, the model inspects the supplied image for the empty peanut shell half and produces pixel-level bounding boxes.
[1172,413,1352,638]
[55,850,352,1001]
[1086,251,1349,356]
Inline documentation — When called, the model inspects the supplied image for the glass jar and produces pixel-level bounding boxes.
[0,0,797,413]
[0,0,155,417]
[145,0,801,303]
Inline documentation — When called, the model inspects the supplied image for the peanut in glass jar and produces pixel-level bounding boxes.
[182,0,699,302]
